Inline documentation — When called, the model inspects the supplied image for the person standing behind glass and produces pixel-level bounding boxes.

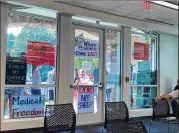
[47,68,55,103]
[31,65,41,95]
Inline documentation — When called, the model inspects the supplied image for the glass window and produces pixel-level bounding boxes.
[4,13,57,119]
[131,32,157,109]
[105,30,121,102]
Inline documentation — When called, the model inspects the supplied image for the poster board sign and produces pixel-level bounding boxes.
[78,87,94,113]
[27,41,55,66]
[75,37,99,58]
[106,74,120,84]
[5,57,27,84]
[10,95,45,118]
[134,42,149,60]
[137,71,151,85]
[138,61,151,71]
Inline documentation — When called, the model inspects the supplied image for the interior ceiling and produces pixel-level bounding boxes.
[56,0,178,26]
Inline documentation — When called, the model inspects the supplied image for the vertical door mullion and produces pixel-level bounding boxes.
[122,26,131,111]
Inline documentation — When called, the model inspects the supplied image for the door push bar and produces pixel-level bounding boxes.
[70,82,104,90]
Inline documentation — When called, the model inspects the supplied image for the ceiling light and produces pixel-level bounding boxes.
[152,1,178,10]
[99,21,118,27]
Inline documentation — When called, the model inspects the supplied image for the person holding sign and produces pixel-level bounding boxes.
[31,65,41,95]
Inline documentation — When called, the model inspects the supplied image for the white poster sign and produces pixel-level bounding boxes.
[10,95,45,118]
[75,38,99,58]
[78,87,94,113]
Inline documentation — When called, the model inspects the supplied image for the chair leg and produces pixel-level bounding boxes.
[149,120,152,133]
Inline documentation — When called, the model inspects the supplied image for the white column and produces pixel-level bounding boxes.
[57,13,73,104]
[122,26,131,110]
[0,3,8,131]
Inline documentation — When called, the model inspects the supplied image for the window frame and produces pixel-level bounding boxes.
[4,11,58,119]
[130,30,159,110]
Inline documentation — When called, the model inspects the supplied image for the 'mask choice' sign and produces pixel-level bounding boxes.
[78,87,94,113]
[10,95,45,118]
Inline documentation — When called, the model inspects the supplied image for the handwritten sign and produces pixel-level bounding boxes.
[5,57,27,84]
[27,41,55,66]
[10,95,45,118]
[134,42,149,61]
[78,87,94,113]
[75,36,99,58]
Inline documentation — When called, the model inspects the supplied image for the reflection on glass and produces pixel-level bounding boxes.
[4,87,55,119]
[73,29,99,113]
[105,30,121,102]
[131,87,157,109]
[131,35,157,85]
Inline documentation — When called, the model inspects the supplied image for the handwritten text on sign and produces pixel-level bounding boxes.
[134,42,149,61]
[27,41,55,66]
[10,95,45,118]
[5,57,27,84]
[75,39,99,58]
[78,87,94,113]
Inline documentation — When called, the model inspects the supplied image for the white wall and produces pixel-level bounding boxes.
[160,34,178,95]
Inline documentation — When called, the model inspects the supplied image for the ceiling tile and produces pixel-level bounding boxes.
[152,4,178,14]
[149,12,177,21]
[130,7,162,18]
[126,14,145,20]
[61,1,94,8]
[130,1,143,6]
[112,2,142,14]
[87,4,108,12]
[92,1,127,10]
[165,17,178,25]
[107,10,127,16]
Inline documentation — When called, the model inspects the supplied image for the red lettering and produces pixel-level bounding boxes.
[26,111,30,116]
[20,111,25,116]
[88,52,97,56]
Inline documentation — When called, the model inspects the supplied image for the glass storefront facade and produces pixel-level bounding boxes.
[2,2,173,131]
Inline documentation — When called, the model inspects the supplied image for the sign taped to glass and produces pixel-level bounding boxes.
[9,95,45,118]
[27,41,55,66]
[134,42,149,60]
[5,56,27,84]
[78,86,94,113]
[75,34,99,58]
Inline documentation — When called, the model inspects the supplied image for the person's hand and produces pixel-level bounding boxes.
[155,96,162,102]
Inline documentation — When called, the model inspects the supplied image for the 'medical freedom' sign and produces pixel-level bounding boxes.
[10,95,45,118]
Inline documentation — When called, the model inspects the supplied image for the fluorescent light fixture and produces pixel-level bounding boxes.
[152,1,178,10]
[99,21,118,27]
[72,16,97,24]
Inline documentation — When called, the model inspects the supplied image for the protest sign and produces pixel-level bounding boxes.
[5,56,27,84]
[75,36,99,58]
[10,95,45,118]
[78,87,94,113]
[134,42,149,60]
[27,41,55,66]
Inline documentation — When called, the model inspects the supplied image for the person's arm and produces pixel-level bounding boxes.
[155,94,172,102]
[155,90,179,102]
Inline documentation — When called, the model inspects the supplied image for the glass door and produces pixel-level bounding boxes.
[71,26,104,125]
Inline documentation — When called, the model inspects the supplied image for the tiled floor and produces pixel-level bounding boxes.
[4,119,179,133]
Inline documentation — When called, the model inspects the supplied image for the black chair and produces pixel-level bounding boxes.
[150,99,171,133]
[103,102,129,133]
[43,103,76,133]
